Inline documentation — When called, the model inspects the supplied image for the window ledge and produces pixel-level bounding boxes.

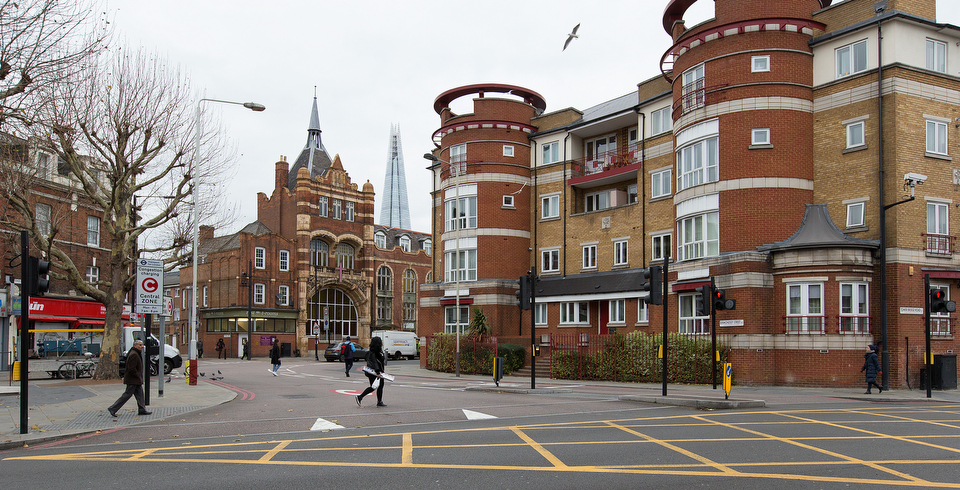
[931,334,955,340]
[842,144,868,154]
[612,263,630,270]
[634,322,650,327]
[580,267,598,273]
[748,144,774,150]
[540,270,561,276]
[925,151,952,162]
[502,205,516,210]
[540,216,561,222]
[649,195,672,203]
[844,225,868,233]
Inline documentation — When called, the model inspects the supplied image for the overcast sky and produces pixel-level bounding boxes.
[107,0,960,236]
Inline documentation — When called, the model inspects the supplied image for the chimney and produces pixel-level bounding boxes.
[199,225,215,244]
[276,156,289,190]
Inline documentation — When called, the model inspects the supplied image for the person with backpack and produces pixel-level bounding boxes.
[341,336,355,377]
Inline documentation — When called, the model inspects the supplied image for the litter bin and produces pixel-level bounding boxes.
[280,342,292,357]
[933,354,957,390]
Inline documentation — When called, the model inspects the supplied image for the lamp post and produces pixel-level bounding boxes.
[424,153,462,377]
[190,98,265,385]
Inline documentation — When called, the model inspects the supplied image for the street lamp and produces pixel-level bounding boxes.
[190,98,265,385]
[424,152,463,377]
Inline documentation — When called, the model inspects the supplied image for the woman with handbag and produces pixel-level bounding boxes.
[269,338,281,376]
[356,336,386,407]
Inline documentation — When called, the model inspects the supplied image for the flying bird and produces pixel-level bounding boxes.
[563,23,580,51]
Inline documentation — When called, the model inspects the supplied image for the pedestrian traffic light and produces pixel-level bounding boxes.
[696,284,711,316]
[930,289,956,314]
[643,265,662,305]
[713,288,736,311]
[516,274,531,310]
[28,256,49,296]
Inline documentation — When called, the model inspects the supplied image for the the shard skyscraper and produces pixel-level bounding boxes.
[379,124,411,229]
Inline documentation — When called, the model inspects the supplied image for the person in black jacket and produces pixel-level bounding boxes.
[269,338,281,376]
[107,340,151,416]
[861,344,882,394]
[356,336,386,407]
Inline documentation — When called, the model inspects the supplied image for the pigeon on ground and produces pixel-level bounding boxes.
[199,372,205,377]
[563,23,580,51]
[217,370,222,375]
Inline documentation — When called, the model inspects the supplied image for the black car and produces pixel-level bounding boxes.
[323,342,369,362]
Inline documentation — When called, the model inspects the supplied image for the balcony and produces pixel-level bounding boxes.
[568,144,642,188]
[922,233,955,256]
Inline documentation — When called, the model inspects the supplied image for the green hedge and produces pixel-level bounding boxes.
[427,334,525,376]
[550,332,727,384]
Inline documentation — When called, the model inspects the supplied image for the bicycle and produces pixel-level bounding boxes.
[58,357,98,380]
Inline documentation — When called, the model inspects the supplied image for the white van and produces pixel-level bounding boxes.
[372,330,419,360]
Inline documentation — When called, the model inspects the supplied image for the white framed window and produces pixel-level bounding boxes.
[502,195,514,208]
[929,283,952,336]
[560,302,588,324]
[629,127,639,146]
[677,137,719,191]
[254,247,266,269]
[378,266,392,292]
[444,305,469,334]
[846,202,865,228]
[926,119,948,155]
[681,64,705,112]
[751,55,770,72]
[336,243,355,269]
[839,282,869,333]
[444,184,478,231]
[651,106,671,135]
[503,144,514,157]
[751,128,770,146]
[254,283,265,304]
[331,198,342,220]
[450,143,467,175]
[582,244,597,269]
[403,269,417,294]
[444,247,477,282]
[399,235,411,252]
[374,231,386,249]
[182,287,189,309]
[541,193,560,219]
[638,300,648,323]
[926,38,947,73]
[836,39,867,78]
[585,134,617,166]
[318,196,328,217]
[279,250,289,271]
[651,168,672,199]
[542,141,560,164]
[541,248,560,273]
[36,202,51,236]
[535,303,548,325]
[926,200,950,254]
[787,283,824,333]
[202,286,208,307]
[86,265,99,283]
[585,190,611,212]
[609,299,626,324]
[278,285,289,306]
[614,240,628,266]
[679,293,708,334]
[345,202,355,222]
[628,184,638,203]
[87,216,100,247]
[679,212,719,261]
[422,239,432,256]
[652,233,672,261]
[846,120,865,149]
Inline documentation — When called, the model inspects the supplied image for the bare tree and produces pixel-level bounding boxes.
[3,45,238,379]
[0,0,108,131]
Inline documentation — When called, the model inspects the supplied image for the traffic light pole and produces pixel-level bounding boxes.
[529,268,537,390]
[924,274,932,399]
[19,231,29,435]
[661,249,669,396]
[711,276,718,390]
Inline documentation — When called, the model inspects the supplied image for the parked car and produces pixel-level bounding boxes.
[323,342,369,362]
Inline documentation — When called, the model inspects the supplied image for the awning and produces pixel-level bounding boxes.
[76,320,106,326]
[28,316,78,324]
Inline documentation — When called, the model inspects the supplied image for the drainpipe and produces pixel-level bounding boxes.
[635,108,647,262]
[562,133,571,277]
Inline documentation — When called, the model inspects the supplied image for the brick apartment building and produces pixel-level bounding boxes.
[419,0,960,388]
[179,98,431,358]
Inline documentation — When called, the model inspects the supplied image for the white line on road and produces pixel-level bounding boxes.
[310,418,346,431]
[462,409,497,420]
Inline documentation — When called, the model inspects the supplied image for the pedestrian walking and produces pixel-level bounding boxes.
[216,338,226,359]
[241,338,250,360]
[107,339,152,416]
[356,336,386,407]
[269,338,281,376]
[861,344,883,394]
[197,339,204,359]
[342,336,355,377]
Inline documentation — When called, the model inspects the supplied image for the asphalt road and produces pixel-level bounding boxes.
[2,358,959,489]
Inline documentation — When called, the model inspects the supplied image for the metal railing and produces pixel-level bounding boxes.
[922,233,955,255]
[569,144,642,180]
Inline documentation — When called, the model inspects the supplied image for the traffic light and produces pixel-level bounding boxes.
[696,284,712,316]
[930,289,956,314]
[28,256,50,296]
[713,288,736,311]
[643,265,662,305]
[516,274,531,310]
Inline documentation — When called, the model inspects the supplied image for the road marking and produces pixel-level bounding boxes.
[332,389,364,396]
[462,409,497,420]
[510,426,567,468]
[311,418,346,431]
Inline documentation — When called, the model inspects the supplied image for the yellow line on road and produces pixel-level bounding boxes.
[402,433,413,465]
[510,426,567,468]
[604,420,738,475]
[258,440,290,463]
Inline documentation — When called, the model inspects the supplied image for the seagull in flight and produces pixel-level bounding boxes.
[563,23,580,51]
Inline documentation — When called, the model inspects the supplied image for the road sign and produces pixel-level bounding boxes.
[136,258,163,314]
[162,296,174,318]
[323,306,329,331]
[311,320,320,336]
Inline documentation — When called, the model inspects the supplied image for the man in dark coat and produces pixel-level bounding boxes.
[861,344,882,394]
[107,339,152,416]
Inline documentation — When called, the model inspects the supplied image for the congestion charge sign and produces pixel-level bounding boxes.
[136,258,164,314]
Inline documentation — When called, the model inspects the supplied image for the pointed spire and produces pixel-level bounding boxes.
[287,94,333,190]
[379,123,411,229]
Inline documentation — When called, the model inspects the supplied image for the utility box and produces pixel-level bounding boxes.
[933,354,957,390]
[281,342,292,357]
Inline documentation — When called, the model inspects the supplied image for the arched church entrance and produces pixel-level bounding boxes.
[309,287,359,341]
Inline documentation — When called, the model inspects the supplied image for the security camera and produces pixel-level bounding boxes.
[904,172,927,186]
